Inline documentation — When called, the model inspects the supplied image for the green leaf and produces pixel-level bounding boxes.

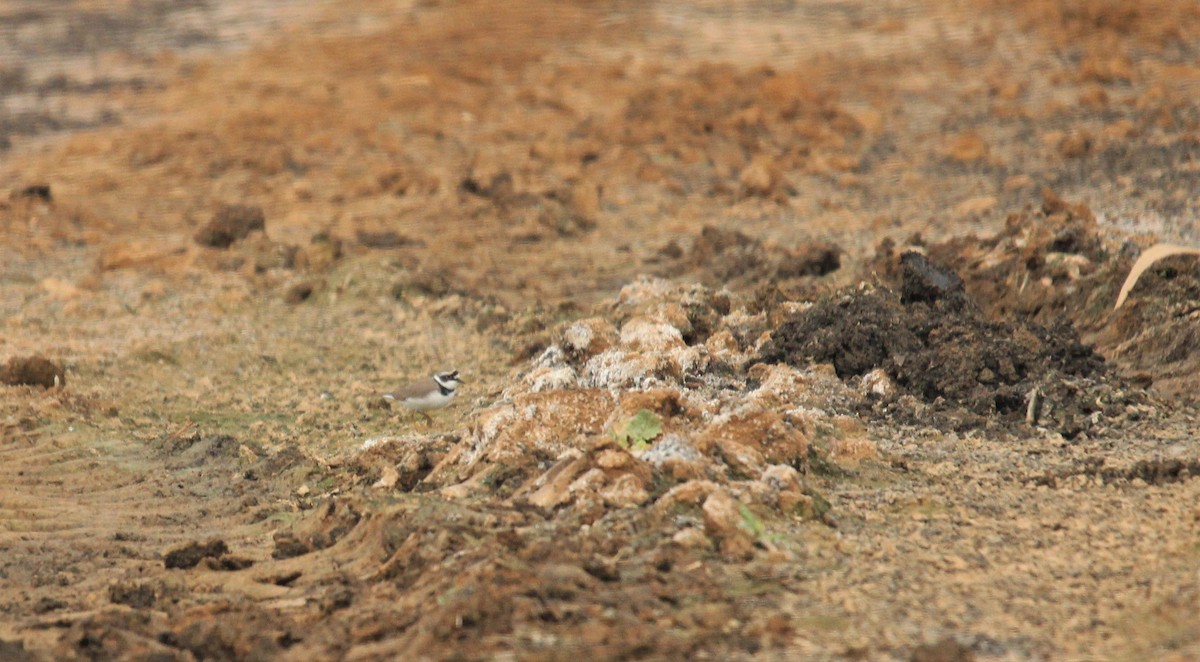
[613,409,662,451]
[625,409,662,443]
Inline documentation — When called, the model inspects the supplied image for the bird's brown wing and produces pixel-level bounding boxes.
[385,377,437,401]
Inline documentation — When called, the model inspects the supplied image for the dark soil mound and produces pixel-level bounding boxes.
[194,204,266,248]
[1,355,65,388]
[891,188,1200,395]
[759,252,1123,436]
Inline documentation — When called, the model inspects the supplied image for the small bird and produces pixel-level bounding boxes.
[382,370,465,424]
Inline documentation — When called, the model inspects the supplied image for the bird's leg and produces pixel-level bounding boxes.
[419,411,433,425]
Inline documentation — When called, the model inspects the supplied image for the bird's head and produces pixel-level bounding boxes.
[434,370,465,387]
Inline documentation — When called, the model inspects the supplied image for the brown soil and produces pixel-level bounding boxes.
[2,1,1200,660]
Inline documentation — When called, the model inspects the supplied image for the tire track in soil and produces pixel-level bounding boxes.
[0,422,289,650]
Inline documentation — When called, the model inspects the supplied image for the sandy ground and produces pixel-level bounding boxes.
[2,0,1200,660]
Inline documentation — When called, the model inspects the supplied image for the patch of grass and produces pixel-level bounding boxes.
[763,530,804,553]
[132,347,179,365]
[895,496,946,519]
[261,511,301,526]
[727,574,778,599]
[793,612,850,633]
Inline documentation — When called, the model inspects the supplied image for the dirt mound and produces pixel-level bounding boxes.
[1,355,66,388]
[279,279,868,651]
[904,189,1200,395]
[760,252,1129,436]
[354,279,860,524]
[194,204,266,249]
[163,539,231,569]
[898,250,968,308]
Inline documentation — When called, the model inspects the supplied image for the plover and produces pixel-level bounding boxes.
[383,370,465,423]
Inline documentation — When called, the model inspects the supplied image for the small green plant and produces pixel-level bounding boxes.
[611,409,662,451]
[737,503,765,539]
